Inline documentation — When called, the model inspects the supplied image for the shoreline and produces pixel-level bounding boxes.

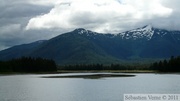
[56,70,156,73]
[1,70,180,76]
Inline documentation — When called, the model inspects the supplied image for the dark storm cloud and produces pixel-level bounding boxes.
[0,1,53,50]
[0,2,52,27]
[0,4,52,19]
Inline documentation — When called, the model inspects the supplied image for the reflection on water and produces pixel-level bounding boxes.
[0,73,180,101]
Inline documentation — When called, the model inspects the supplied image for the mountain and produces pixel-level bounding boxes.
[119,25,154,40]
[0,25,180,65]
[0,40,46,60]
[118,25,180,58]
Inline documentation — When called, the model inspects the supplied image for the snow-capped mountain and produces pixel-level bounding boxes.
[118,25,180,42]
[74,25,180,42]
[1,25,180,64]
[73,28,99,36]
[119,25,154,40]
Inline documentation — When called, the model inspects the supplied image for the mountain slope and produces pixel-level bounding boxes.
[1,25,180,64]
[118,25,180,58]
[28,29,120,64]
[0,40,46,60]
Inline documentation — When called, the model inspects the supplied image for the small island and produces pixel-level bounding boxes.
[42,74,136,79]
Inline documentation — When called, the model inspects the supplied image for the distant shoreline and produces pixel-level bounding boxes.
[57,70,156,73]
[1,70,180,75]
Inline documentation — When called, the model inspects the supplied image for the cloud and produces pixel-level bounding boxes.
[0,0,180,51]
[26,0,173,33]
[0,24,21,34]
[0,0,53,50]
[0,24,22,50]
[27,0,59,6]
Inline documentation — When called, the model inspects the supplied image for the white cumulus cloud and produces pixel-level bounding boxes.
[26,0,172,33]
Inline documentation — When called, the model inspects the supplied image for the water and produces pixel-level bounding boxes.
[0,73,180,101]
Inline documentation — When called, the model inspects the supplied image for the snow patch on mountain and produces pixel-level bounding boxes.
[119,25,154,40]
[74,28,99,36]
[73,25,180,41]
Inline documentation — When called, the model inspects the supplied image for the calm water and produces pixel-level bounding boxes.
[0,73,180,101]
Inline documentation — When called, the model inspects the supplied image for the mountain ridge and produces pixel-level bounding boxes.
[0,25,180,65]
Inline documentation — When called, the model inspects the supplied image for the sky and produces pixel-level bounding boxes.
[0,0,180,50]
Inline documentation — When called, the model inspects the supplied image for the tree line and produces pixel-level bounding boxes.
[59,63,149,70]
[59,56,180,72]
[1,56,179,73]
[0,57,57,73]
[150,56,180,72]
